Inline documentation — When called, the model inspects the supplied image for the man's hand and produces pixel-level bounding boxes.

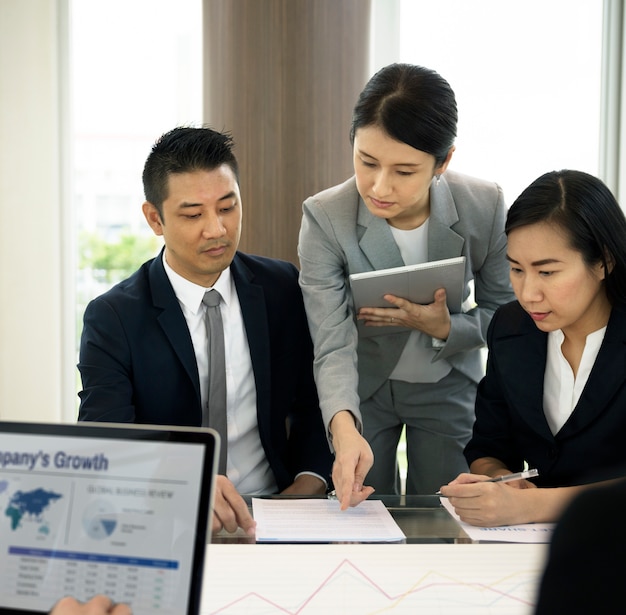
[281,473,327,496]
[330,411,375,510]
[212,475,256,535]
[49,595,131,615]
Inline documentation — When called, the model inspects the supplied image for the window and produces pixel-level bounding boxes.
[370,0,604,490]
[69,0,202,407]
[373,0,603,203]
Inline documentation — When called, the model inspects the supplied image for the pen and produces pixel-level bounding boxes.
[485,468,539,484]
[436,468,539,495]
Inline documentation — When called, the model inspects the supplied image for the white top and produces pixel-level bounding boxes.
[388,220,452,383]
[163,255,277,494]
[543,326,607,435]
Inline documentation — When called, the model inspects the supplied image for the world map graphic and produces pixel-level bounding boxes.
[3,484,63,531]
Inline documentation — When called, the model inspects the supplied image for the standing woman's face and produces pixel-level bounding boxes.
[353,125,452,230]
[506,221,611,339]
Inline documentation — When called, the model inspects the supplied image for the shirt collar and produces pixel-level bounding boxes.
[162,252,233,315]
[548,326,607,357]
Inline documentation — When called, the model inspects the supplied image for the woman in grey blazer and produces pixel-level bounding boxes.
[298,64,514,501]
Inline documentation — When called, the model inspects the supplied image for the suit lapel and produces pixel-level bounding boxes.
[428,176,465,261]
[148,253,201,400]
[357,199,404,269]
[356,177,466,268]
[492,314,554,441]
[230,255,271,433]
[559,306,626,438]
[497,305,626,441]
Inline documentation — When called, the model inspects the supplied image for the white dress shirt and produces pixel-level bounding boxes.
[543,326,606,435]
[388,220,453,383]
[162,255,277,494]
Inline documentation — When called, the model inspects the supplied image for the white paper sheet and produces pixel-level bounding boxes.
[440,496,555,543]
[252,497,406,542]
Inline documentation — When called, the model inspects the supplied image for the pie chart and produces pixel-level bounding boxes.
[82,499,118,540]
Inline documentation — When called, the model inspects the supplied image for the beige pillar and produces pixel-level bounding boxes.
[204,0,371,264]
[0,0,67,422]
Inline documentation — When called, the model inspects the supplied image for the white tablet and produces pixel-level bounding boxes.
[349,256,466,337]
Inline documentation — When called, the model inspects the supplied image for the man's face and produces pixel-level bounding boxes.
[143,165,242,287]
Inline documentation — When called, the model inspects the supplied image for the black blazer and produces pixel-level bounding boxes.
[535,480,626,613]
[464,301,626,487]
[78,250,333,490]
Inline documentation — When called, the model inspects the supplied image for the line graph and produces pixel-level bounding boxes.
[201,543,548,614]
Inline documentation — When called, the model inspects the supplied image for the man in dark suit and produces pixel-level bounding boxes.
[78,127,333,535]
[535,479,626,613]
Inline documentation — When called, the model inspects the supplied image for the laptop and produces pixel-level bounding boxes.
[0,421,219,615]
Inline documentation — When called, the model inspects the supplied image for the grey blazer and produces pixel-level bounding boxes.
[298,170,515,429]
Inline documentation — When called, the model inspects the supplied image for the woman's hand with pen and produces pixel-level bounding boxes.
[438,471,540,527]
[441,469,539,492]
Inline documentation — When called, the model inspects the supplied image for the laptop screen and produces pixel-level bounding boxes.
[0,421,218,615]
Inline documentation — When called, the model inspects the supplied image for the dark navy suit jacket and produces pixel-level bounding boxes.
[535,479,626,613]
[78,250,333,491]
[464,301,626,487]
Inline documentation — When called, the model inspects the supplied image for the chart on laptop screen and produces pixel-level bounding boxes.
[0,428,210,615]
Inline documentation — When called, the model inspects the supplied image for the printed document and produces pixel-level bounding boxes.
[440,496,555,543]
[252,498,406,542]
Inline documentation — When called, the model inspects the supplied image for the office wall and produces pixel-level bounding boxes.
[0,0,65,422]
[204,0,371,265]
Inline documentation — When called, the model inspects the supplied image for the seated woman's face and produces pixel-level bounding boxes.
[352,125,441,230]
[506,221,610,337]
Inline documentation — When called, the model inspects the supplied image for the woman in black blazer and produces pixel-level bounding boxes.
[439,170,626,526]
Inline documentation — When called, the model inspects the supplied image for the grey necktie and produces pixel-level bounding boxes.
[202,289,227,473]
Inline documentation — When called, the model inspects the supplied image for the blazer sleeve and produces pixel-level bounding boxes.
[281,289,335,481]
[77,296,137,423]
[463,307,526,471]
[297,197,362,433]
[437,180,515,363]
[277,264,334,483]
[238,253,334,485]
